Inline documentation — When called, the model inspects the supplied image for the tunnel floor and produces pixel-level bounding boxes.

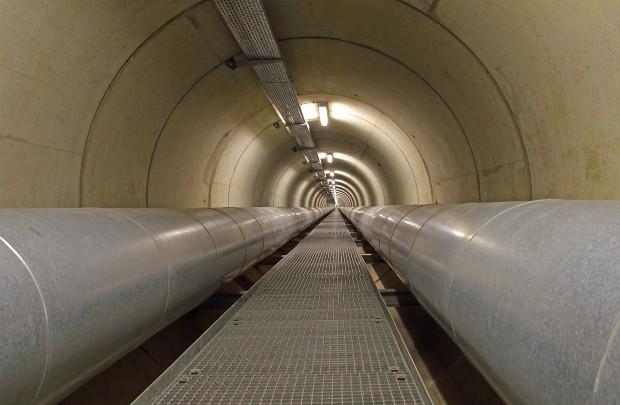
[133,210,431,404]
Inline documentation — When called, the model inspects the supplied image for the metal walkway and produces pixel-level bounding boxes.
[134,210,431,404]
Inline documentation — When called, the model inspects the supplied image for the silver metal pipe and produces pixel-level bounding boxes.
[0,207,329,405]
[341,201,620,405]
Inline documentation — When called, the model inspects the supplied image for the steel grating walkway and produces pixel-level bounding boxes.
[134,210,431,405]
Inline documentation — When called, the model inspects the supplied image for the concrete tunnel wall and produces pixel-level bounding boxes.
[0,0,618,208]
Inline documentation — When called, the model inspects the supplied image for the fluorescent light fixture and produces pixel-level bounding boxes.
[318,152,327,159]
[327,153,333,164]
[301,103,318,121]
[318,103,329,126]
[330,170,334,177]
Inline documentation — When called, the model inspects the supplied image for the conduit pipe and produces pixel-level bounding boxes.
[0,206,329,405]
[341,201,620,405]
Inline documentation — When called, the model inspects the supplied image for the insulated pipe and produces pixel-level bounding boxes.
[341,201,620,405]
[0,206,329,405]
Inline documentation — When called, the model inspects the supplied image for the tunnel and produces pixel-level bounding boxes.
[1,1,619,404]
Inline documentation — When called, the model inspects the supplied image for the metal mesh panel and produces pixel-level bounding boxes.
[304,150,321,165]
[289,125,316,149]
[139,211,430,404]
[215,0,307,127]
[214,0,280,58]
[261,82,305,124]
[254,63,289,84]
[215,0,325,183]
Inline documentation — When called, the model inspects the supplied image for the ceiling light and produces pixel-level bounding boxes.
[330,170,334,177]
[327,153,333,164]
[318,103,329,127]
[301,103,318,121]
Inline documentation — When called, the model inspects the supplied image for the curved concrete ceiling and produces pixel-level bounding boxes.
[0,0,618,208]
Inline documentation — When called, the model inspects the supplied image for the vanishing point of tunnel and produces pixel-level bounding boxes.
[1,1,619,405]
